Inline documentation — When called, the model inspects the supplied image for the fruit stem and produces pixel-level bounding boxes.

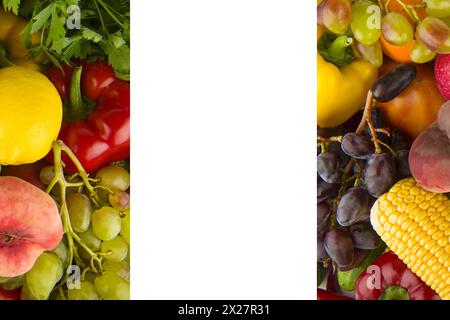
[48,140,104,291]
[394,0,420,23]
[378,0,386,14]
[57,141,100,205]
[317,136,343,143]
[331,90,380,225]
[329,36,353,60]
[356,91,382,154]
[379,285,410,300]
[378,140,398,157]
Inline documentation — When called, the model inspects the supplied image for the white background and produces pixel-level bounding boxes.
[132,0,316,299]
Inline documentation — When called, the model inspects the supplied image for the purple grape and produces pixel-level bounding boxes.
[341,133,375,159]
[337,249,369,271]
[318,235,329,262]
[364,153,396,198]
[317,178,338,202]
[390,128,410,151]
[318,201,331,235]
[324,228,354,267]
[328,141,350,167]
[318,152,343,183]
[396,149,411,178]
[336,187,370,227]
[350,223,381,250]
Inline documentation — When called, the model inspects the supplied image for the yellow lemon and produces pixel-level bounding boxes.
[0,66,62,165]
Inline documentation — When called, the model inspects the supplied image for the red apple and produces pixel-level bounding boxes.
[435,54,450,100]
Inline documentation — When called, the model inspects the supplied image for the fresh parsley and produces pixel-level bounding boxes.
[2,0,130,80]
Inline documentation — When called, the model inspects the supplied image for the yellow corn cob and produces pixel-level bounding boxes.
[371,177,450,300]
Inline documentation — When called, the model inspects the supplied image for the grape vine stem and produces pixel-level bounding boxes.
[47,140,104,293]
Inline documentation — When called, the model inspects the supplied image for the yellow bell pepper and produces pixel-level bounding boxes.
[317,25,378,128]
[0,10,41,71]
[0,66,62,165]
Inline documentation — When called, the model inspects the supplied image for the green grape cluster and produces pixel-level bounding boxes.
[0,164,132,301]
[318,0,450,65]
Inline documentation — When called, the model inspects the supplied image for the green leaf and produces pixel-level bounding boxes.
[20,20,33,48]
[108,43,129,76]
[30,3,53,34]
[47,7,67,53]
[108,31,126,49]
[2,0,21,14]
[81,26,103,43]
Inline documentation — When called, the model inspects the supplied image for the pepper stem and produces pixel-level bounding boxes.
[379,285,410,300]
[328,36,353,61]
[69,66,84,118]
[0,42,15,68]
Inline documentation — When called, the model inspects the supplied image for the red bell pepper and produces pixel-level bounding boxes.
[46,60,130,173]
[355,251,440,300]
[317,289,353,300]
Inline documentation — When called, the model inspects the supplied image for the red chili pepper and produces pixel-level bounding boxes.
[317,289,353,300]
[0,287,21,300]
[355,251,440,300]
[46,60,130,173]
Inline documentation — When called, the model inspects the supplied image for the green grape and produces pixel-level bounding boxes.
[351,0,381,45]
[78,226,102,251]
[109,191,130,210]
[416,17,450,53]
[0,275,24,290]
[101,236,128,262]
[95,166,130,192]
[25,252,63,300]
[67,193,92,233]
[121,209,130,244]
[125,250,130,264]
[95,271,130,300]
[50,241,69,267]
[39,165,55,185]
[20,283,37,300]
[381,12,413,46]
[425,0,450,18]
[65,176,84,196]
[410,40,437,63]
[49,289,65,300]
[442,16,450,27]
[68,281,99,300]
[92,206,122,240]
[317,0,352,34]
[103,260,130,281]
[355,40,383,67]
[83,271,97,284]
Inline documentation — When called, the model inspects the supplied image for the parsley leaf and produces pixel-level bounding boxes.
[2,0,21,14]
